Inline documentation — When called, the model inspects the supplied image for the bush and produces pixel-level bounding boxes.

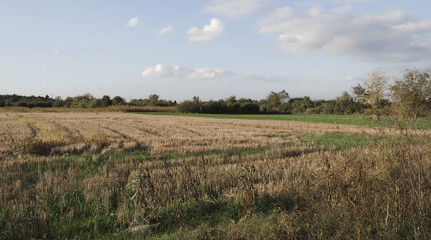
[177,101,202,113]
[305,106,323,114]
[227,103,240,114]
[201,101,228,114]
[239,103,260,114]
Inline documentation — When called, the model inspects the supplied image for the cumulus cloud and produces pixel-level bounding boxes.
[158,25,173,34]
[187,18,223,42]
[203,0,270,18]
[141,64,291,85]
[327,0,381,3]
[126,17,139,27]
[142,64,232,82]
[258,7,431,61]
[344,75,355,81]
[344,0,378,2]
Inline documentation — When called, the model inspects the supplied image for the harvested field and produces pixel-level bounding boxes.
[1,112,430,239]
[0,112,378,158]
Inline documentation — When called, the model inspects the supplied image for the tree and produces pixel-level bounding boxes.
[335,91,357,114]
[148,94,160,106]
[226,96,237,104]
[352,84,367,104]
[89,99,103,108]
[53,96,64,107]
[149,94,159,101]
[265,90,290,113]
[101,95,112,107]
[266,90,289,106]
[279,90,290,105]
[391,69,431,120]
[363,69,388,120]
[192,96,201,104]
[64,97,73,108]
[79,93,94,101]
[112,96,126,106]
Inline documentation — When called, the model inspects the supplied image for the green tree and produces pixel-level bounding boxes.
[76,98,89,108]
[335,91,357,114]
[64,97,73,108]
[391,69,431,120]
[226,96,237,104]
[112,96,126,106]
[192,96,201,104]
[101,95,112,107]
[88,99,103,108]
[266,90,289,106]
[53,96,64,107]
[148,94,160,106]
[265,90,290,112]
[352,84,367,104]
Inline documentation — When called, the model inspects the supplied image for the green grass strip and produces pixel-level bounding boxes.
[297,133,383,151]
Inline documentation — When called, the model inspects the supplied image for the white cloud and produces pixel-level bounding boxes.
[187,18,224,42]
[141,64,291,86]
[258,7,431,61]
[204,0,270,18]
[158,25,173,34]
[344,0,377,2]
[392,21,431,34]
[328,0,381,3]
[374,10,408,24]
[126,17,139,27]
[53,49,60,56]
[344,75,355,81]
[142,64,232,82]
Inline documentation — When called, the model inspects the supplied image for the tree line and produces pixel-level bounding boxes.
[177,68,431,119]
[0,94,176,109]
[2,68,430,119]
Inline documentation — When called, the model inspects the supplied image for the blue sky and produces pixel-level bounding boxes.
[1,0,431,101]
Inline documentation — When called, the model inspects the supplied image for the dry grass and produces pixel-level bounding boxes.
[0,112,430,239]
[0,112,378,157]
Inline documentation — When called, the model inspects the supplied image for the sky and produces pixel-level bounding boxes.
[1,0,431,101]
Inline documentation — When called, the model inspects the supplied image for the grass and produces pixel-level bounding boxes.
[2,113,431,239]
[4,133,430,239]
[0,147,293,239]
[139,112,431,129]
[296,133,383,151]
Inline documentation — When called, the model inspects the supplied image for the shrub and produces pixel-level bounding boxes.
[177,101,202,113]
[239,103,260,114]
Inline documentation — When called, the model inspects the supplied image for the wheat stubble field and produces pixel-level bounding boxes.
[0,112,378,157]
[1,112,431,239]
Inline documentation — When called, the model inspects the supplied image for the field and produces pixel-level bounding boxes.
[140,112,431,129]
[1,112,431,239]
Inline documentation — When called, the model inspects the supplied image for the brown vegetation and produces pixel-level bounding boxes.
[1,112,430,239]
[0,112,376,158]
